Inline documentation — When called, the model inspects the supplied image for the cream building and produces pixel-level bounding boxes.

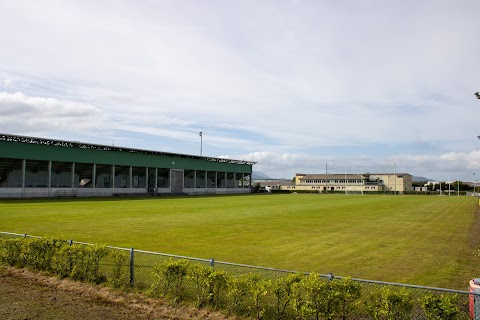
[288,173,413,193]
[369,173,413,193]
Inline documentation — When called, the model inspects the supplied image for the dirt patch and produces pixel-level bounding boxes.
[0,266,232,320]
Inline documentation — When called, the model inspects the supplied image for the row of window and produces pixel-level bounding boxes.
[308,186,378,189]
[303,179,365,184]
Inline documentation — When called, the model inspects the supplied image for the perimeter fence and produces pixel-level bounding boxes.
[1,231,479,319]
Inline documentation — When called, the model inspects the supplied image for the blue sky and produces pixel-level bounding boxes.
[1,1,480,181]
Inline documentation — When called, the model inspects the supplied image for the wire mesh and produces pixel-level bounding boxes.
[1,231,479,319]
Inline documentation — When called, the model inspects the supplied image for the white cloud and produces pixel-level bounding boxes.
[0,1,480,180]
[440,151,480,170]
[226,149,480,181]
[0,92,104,133]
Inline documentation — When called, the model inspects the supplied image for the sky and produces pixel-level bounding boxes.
[1,1,480,181]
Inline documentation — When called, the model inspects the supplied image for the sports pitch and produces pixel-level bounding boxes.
[0,194,478,289]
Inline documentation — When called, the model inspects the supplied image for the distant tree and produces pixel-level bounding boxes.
[446,181,471,191]
[412,182,425,188]
[438,181,471,192]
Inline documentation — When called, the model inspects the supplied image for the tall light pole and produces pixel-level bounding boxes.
[199,131,203,156]
[325,163,328,193]
[394,162,397,195]
[361,161,364,195]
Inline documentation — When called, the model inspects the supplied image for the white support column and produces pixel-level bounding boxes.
[145,167,148,190]
[194,170,197,189]
[129,166,133,189]
[71,163,75,189]
[112,165,115,189]
[48,161,52,196]
[155,168,158,194]
[169,169,172,189]
[92,164,96,189]
[394,162,397,195]
[215,172,218,188]
[21,159,26,196]
[205,171,207,188]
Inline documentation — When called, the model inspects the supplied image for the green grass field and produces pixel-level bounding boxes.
[1,194,478,289]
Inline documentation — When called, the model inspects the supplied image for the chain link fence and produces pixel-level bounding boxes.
[1,231,479,319]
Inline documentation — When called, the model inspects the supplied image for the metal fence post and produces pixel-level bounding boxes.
[130,248,134,288]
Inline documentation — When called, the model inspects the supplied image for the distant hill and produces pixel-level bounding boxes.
[412,176,434,182]
[252,171,272,180]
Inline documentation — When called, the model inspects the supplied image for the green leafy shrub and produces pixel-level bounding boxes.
[188,263,212,307]
[54,243,107,284]
[0,237,62,271]
[108,250,129,289]
[247,275,271,320]
[292,273,331,319]
[188,263,227,309]
[21,237,62,271]
[0,238,23,266]
[224,273,272,319]
[330,277,362,319]
[292,274,362,320]
[225,273,252,316]
[150,258,190,301]
[365,286,414,320]
[271,273,302,320]
[206,268,228,309]
[421,293,460,320]
[54,243,79,278]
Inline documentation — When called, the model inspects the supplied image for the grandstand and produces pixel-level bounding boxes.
[0,134,255,198]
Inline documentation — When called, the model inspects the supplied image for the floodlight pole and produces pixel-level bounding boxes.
[394,162,397,195]
[325,163,328,193]
[361,161,364,195]
[199,131,203,156]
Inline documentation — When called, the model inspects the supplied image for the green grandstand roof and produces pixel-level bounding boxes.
[0,133,256,166]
